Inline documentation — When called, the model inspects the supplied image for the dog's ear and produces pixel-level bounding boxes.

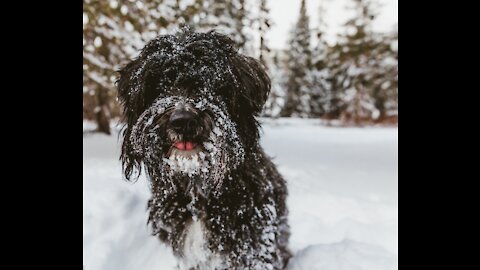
[232,56,271,115]
[117,58,145,181]
[117,58,144,122]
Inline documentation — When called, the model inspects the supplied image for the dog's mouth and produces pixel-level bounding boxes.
[167,140,203,159]
[173,141,197,151]
[164,139,208,175]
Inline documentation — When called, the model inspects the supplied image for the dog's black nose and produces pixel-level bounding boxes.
[169,110,198,135]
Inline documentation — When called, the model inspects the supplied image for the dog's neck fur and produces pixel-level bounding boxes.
[179,219,223,270]
[148,147,289,269]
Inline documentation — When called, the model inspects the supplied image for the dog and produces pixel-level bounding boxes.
[116,29,291,270]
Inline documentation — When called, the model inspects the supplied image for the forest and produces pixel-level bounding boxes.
[83,0,398,134]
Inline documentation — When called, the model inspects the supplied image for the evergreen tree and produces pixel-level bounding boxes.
[192,0,251,54]
[381,24,398,120]
[83,0,263,133]
[257,0,271,66]
[326,0,397,123]
[172,0,206,27]
[83,0,178,134]
[83,0,397,125]
[236,0,248,50]
[280,0,314,117]
[310,0,331,117]
[256,0,278,117]
[263,50,288,117]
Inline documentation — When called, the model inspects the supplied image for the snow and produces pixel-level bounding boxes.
[83,118,397,270]
[287,240,397,270]
[163,153,204,176]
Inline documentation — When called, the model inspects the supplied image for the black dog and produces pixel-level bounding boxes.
[117,29,291,270]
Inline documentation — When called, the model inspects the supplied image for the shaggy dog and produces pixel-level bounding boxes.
[116,29,291,270]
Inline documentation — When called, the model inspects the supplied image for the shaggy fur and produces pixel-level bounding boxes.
[117,29,291,270]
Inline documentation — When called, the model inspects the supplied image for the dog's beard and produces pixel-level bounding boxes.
[130,94,245,201]
[163,148,207,176]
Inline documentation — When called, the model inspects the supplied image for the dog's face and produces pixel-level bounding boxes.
[116,30,270,196]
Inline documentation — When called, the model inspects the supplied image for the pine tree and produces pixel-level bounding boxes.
[84,0,265,134]
[381,24,398,121]
[236,0,248,50]
[326,0,397,123]
[263,50,288,117]
[310,0,331,117]
[83,0,178,134]
[172,0,206,27]
[280,0,314,117]
[190,0,251,54]
[255,0,279,117]
[257,0,271,66]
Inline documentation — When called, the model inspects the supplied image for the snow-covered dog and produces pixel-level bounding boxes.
[116,29,291,270]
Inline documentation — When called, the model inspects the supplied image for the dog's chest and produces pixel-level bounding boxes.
[178,220,222,270]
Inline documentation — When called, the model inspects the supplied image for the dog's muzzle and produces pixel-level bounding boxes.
[162,103,215,176]
[164,103,213,160]
[169,109,199,142]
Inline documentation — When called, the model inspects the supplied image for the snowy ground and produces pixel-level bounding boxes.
[83,118,398,270]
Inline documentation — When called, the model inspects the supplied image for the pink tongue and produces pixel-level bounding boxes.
[185,141,196,150]
[174,141,196,151]
[174,142,185,150]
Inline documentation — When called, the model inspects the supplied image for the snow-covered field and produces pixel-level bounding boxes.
[83,119,398,270]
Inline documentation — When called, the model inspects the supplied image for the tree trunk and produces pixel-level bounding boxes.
[95,88,111,135]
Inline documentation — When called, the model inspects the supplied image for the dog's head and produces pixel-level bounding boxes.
[116,30,270,195]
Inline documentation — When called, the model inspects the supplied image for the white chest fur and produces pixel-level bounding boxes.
[178,220,222,270]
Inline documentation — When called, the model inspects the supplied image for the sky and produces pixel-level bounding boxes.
[267,0,398,49]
